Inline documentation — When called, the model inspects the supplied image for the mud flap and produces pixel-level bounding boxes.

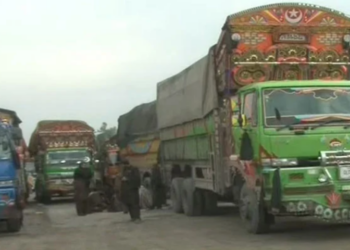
[271,167,282,212]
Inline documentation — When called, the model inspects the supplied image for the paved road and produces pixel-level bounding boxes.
[1,199,350,250]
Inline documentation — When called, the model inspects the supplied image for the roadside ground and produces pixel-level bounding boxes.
[1,198,350,250]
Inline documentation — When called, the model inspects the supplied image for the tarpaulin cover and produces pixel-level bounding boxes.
[0,108,22,125]
[116,101,157,148]
[156,46,218,129]
[95,127,117,149]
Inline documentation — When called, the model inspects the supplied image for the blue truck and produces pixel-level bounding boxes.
[0,122,24,232]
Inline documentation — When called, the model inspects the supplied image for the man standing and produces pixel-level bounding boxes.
[151,164,166,209]
[73,161,93,216]
[120,160,141,222]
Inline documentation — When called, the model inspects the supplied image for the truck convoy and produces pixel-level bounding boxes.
[117,3,350,233]
[28,120,96,203]
[0,109,28,233]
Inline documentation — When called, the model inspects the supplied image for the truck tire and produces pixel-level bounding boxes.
[36,184,51,204]
[42,193,52,204]
[239,183,270,234]
[203,190,218,215]
[7,218,22,233]
[171,177,184,213]
[181,178,204,216]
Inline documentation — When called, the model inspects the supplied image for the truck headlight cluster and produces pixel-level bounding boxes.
[261,158,298,167]
[0,180,14,187]
[318,173,328,183]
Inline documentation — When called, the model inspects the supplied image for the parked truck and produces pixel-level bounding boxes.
[28,120,97,203]
[116,101,159,208]
[94,127,125,211]
[0,121,26,232]
[0,108,30,204]
[95,126,118,186]
[120,3,350,233]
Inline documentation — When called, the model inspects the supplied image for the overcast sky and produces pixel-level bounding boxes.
[0,0,349,141]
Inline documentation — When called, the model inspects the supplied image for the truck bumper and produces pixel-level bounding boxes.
[0,188,22,220]
[263,166,350,221]
[47,183,74,195]
[0,203,22,220]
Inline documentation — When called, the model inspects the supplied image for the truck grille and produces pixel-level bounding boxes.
[319,150,350,166]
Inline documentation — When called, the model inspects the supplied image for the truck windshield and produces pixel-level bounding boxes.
[46,150,89,165]
[0,135,11,160]
[263,87,350,126]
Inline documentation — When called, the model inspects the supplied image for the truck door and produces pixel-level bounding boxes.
[238,90,259,166]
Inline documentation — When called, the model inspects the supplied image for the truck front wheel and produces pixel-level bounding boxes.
[171,178,184,213]
[203,190,218,215]
[42,193,52,204]
[239,183,270,234]
[181,179,203,216]
[7,217,22,233]
[36,184,51,204]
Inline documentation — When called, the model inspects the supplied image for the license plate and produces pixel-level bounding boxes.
[49,184,72,191]
[339,166,350,179]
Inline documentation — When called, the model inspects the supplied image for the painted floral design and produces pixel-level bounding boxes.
[320,17,337,26]
[249,15,267,24]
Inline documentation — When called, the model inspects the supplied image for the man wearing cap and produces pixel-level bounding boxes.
[120,159,141,222]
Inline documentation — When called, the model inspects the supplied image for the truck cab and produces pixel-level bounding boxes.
[231,80,350,232]
[29,120,97,203]
[35,147,95,203]
[0,123,24,232]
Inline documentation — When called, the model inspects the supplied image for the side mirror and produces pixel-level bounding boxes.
[237,113,247,128]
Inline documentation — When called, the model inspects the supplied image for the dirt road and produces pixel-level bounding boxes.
[1,200,350,250]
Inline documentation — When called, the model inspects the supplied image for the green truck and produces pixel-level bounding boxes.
[121,3,350,233]
[28,120,97,203]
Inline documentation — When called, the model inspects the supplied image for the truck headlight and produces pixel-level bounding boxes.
[262,158,298,167]
[318,174,328,183]
[0,180,14,187]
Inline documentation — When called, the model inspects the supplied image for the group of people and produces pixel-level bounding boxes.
[73,159,166,223]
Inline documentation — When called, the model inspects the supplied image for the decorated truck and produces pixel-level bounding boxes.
[0,108,30,203]
[28,120,96,203]
[116,101,159,208]
[95,126,118,184]
[0,122,26,232]
[121,3,350,233]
